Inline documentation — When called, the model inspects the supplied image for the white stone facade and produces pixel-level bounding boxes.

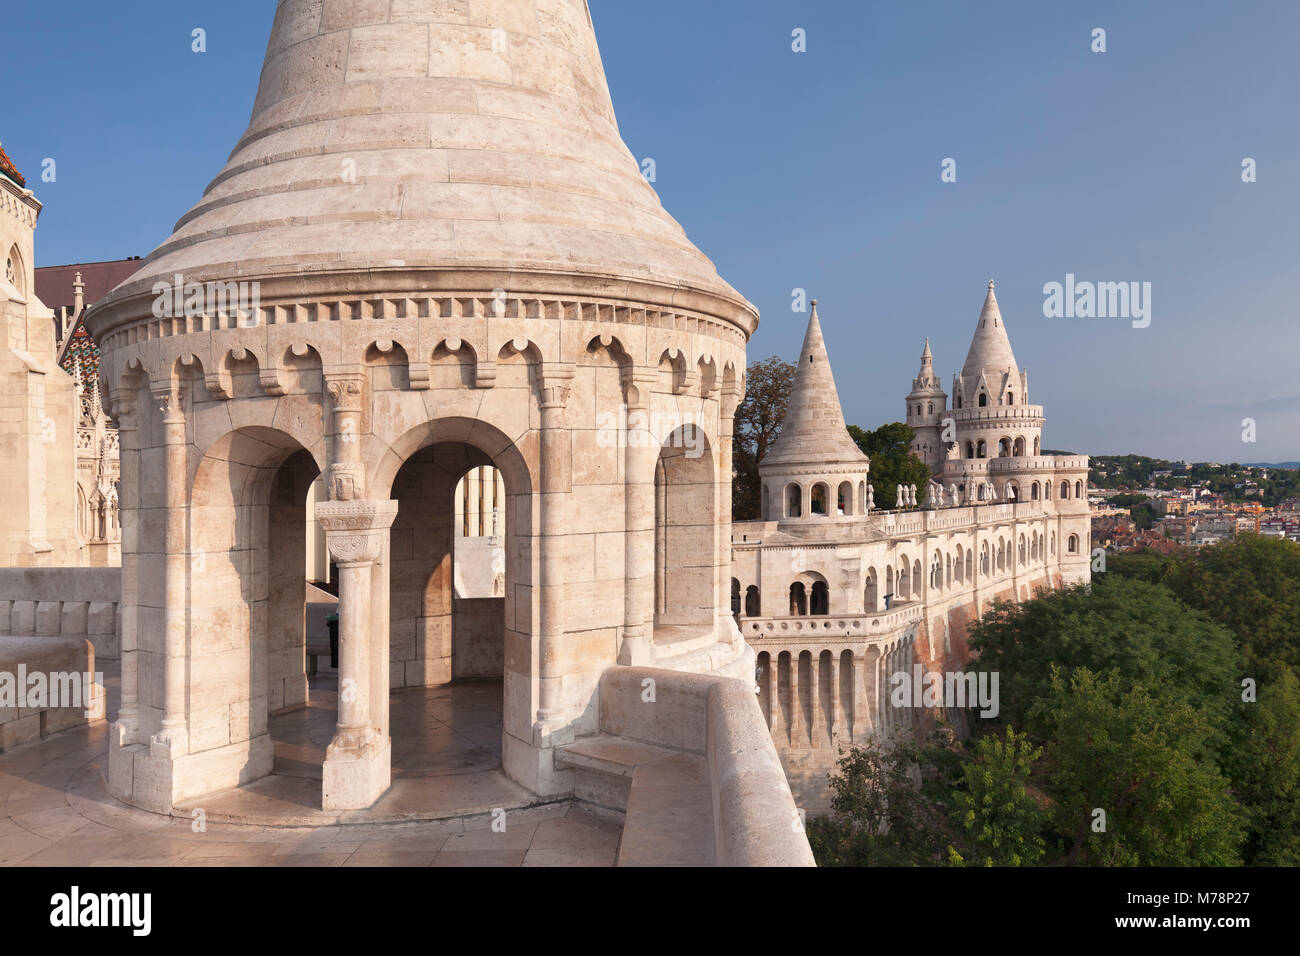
[85,0,760,815]
[732,289,1091,808]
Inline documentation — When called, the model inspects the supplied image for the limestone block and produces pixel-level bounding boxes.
[61,601,89,636]
[36,601,62,636]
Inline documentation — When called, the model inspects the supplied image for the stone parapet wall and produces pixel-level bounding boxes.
[0,567,121,660]
[598,665,816,866]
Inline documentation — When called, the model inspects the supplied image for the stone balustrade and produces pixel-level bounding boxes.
[0,568,121,659]
[597,666,816,866]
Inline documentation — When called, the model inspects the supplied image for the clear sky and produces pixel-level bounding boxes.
[3,1,1297,463]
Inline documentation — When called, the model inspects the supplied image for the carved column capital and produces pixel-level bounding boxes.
[621,368,658,411]
[316,499,399,566]
[151,385,186,426]
[539,363,576,411]
[325,374,366,412]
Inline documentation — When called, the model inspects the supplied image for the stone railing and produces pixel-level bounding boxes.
[0,568,122,660]
[599,666,816,866]
[740,603,925,647]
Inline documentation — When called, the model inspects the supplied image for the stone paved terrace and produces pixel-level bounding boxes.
[0,667,621,867]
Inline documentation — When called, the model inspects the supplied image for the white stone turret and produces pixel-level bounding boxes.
[759,302,870,521]
[905,338,948,471]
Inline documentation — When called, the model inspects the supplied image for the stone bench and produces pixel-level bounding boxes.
[0,635,105,752]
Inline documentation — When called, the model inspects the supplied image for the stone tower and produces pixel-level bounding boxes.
[759,302,870,523]
[950,280,1042,464]
[0,144,84,566]
[905,338,948,472]
[87,0,757,813]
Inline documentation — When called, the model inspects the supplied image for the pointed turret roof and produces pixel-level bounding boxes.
[92,0,755,333]
[761,302,869,469]
[910,337,944,394]
[960,279,1019,381]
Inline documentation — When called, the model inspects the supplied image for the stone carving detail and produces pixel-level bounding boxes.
[316,500,398,566]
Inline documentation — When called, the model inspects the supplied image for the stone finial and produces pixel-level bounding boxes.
[73,271,85,316]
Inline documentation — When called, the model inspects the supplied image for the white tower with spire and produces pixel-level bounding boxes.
[905,338,948,471]
[759,301,870,522]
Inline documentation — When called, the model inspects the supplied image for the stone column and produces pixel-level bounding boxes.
[789,651,804,747]
[151,384,188,757]
[851,651,868,741]
[716,382,742,646]
[316,499,398,809]
[830,654,844,744]
[619,370,657,665]
[467,468,481,537]
[770,653,786,743]
[110,387,141,745]
[534,364,574,744]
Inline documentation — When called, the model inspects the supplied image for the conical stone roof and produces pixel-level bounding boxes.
[960,279,1019,380]
[92,0,755,331]
[761,303,869,469]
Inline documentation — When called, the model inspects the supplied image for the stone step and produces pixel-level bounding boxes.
[617,751,715,867]
[555,735,676,814]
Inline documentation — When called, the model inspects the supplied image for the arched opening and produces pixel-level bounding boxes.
[966,442,975,459]
[655,425,716,628]
[786,483,802,518]
[885,566,895,604]
[965,548,974,581]
[981,541,989,576]
[809,580,829,616]
[1075,480,1083,498]
[187,427,323,786]
[978,392,988,407]
[1031,481,1040,501]
[864,568,878,612]
[1007,391,1014,405]
[745,585,761,617]
[1068,534,1080,554]
[1013,437,1025,456]
[837,481,853,516]
[1006,482,1019,503]
[1060,480,1070,500]
[810,483,829,516]
[731,578,741,618]
[789,581,808,616]
[1034,437,1040,455]
[898,560,911,599]
[998,437,1011,458]
[977,440,987,458]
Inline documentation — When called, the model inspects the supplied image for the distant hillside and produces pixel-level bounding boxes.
[1246,462,1300,470]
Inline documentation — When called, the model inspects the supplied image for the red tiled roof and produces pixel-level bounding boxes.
[0,142,25,188]
[35,258,144,310]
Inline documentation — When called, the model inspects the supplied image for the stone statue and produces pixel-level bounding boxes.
[896,484,904,509]
[867,484,875,511]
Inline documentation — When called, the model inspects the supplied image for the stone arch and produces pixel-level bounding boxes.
[429,338,477,388]
[5,243,24,297]
[185,426,324,779]
[785,483,802,518]
[657,347,689,393]
[1031,481,1041,500]
[809,578,829,616]
[864,567,879,612]
[810,482,829,516]
[1068,533,1080,554]
[366,340,411,391]
[998,437,1011,458]
[744,584,760,617]
[730,577,741,617]
[654,424,716,628]
[1060,480,1070,499]
[965,547,974,581]
[1075,480,1083,498]
[977,439,987,458]
[788,581,807,616]
[837,480,854,516]
[1013,436,1026,456]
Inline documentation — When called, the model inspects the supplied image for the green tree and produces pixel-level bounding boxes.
[807,739,953,866]
[1030,668,1244,866]
[947,727,1047,867]
[1228,665,1300,865]
[1161,534,1300,675]
[847,422,929,510]
[967,576,1241,746]
[731,356,794,520]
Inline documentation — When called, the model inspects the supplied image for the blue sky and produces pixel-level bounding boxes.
[3,1,1297,462]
